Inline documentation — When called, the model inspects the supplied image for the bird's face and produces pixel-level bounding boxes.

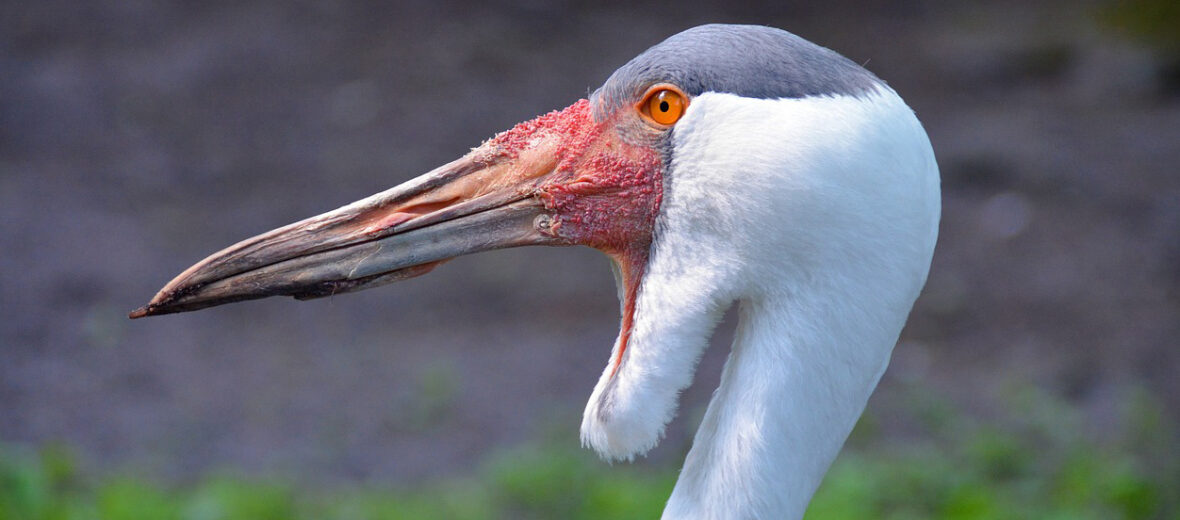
[132,87,694,354]
[133,25,935,462]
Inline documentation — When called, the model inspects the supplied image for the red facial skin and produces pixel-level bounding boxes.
[487,99,666,375]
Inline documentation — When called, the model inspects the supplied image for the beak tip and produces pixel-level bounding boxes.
[128,306,150,319]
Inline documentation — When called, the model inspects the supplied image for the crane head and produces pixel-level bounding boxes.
[132,25,939,463]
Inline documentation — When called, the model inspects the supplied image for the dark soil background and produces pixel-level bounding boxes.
[2,0,1178,484]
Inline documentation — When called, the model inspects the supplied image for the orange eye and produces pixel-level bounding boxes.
[642,86,687,126]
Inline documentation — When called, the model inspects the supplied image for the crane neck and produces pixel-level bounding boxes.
[662,281,900,519]
[579,88,940,519]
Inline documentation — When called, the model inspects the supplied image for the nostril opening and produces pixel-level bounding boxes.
[359,197,462,235]
[396,197,462,216]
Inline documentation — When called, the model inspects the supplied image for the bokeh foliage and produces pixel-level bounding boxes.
[2,385,1176,520]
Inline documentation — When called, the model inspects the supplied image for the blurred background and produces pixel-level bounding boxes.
[2,0,1178,518]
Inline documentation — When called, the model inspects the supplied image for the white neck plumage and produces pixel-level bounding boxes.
[580,86,941,519]
[665,279,908,519]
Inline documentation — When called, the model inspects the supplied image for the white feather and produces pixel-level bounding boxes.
[581,85,940,519]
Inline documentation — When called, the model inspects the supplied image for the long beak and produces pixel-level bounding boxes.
[130,108,594,319]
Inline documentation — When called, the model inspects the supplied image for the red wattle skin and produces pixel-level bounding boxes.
[487,99,666,375]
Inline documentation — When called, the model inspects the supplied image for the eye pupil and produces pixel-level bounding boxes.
[659,100,669,112]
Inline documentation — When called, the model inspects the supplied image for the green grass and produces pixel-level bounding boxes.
[2,386,1177,520]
